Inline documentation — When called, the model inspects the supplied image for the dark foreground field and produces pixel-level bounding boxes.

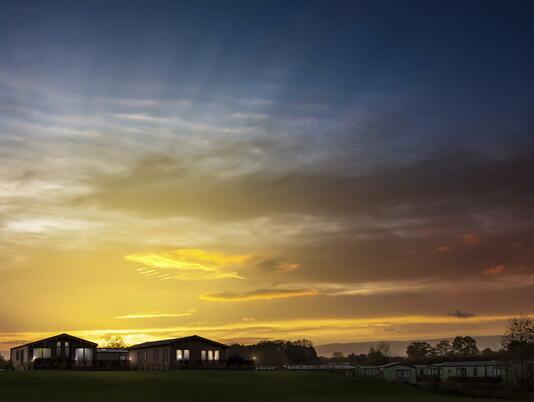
[0,371,527,402]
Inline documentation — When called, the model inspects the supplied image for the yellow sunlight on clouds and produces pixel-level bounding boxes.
[124,249,249,280]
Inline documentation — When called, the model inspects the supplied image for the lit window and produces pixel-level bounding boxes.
[75,348,93,362]
[183,349,190,360]
[208,350,214,361]
[176,350,183,360]
[33,348,52,359]
[201,350,207,361]
[65,342,69,357]
[214,350,219,361]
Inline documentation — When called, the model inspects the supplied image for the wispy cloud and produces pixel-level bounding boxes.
[116,310,196,319]
[199,288,319,302]
[124,249,249,280]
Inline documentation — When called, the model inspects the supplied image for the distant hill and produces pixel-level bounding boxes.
[316,335,502,357]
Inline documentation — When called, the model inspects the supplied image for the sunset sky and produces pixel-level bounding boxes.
[1,1,534,353]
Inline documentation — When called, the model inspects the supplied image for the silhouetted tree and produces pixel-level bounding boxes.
[227,339,319,366]
[452,336,478,356]
[502,314,534,348]
[502,315,534,389]
[102,335,128,348]
[367,342,391,365]
[406,341,434,360]
[434,339,452,357]
[332,351,345,359]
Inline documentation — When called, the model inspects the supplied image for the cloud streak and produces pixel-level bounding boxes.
[199,288,319,302]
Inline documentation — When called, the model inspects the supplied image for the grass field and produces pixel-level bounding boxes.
[0,370,528,402]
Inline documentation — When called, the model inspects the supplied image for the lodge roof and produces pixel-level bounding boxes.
[128,335,229,350]
[10,333,98,350]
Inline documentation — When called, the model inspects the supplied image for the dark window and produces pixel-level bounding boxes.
[473,367,478,377]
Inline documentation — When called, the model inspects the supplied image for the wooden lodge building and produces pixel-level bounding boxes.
[128,335,229,369]
[10,333,97,370]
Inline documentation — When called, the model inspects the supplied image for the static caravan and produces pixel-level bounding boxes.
[355,365,380,377]
[380,362,417,384]
[437,361,506,381]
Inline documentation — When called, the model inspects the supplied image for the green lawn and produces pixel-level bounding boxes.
[0,370,527,402]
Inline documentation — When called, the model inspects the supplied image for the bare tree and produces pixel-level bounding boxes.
[502,315,534,390]
[101,335,128,348]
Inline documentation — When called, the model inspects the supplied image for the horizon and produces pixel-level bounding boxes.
[1,1,534,353]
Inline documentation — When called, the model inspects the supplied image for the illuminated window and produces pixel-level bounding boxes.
[75,348,93,362]
[201,350,207,361]
[65,342,69,357]
[33,348,52,359]
[57,341,62,356]
[207,350,214,361]
[214,350,219,361]
[177,349,190,361]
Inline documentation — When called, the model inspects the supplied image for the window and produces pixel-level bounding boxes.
[473,367,478,377]
[493,367,503,377]
[21,350,24,361]
[15,351,19,360]
[143,351,147,361]
[137,351,141,361]
[163,349,169,362]
[57,341,62,356]
[176,349,191,361]
[119,355,127,361]
[396,369,411,379]
[201,350,207,361]
[207,350,214,361]
[65,342,69,357]
[456,368,467,377]
[33,348,52,359]
[214,350,219,361]
[75,348,93,362]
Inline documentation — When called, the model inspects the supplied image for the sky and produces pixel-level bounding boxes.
[1,0,534,352]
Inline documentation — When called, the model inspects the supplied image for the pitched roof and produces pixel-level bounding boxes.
[10,333,97,350]
[128,335,229,350]
[438,360,504,367]
[381,362,416,369]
